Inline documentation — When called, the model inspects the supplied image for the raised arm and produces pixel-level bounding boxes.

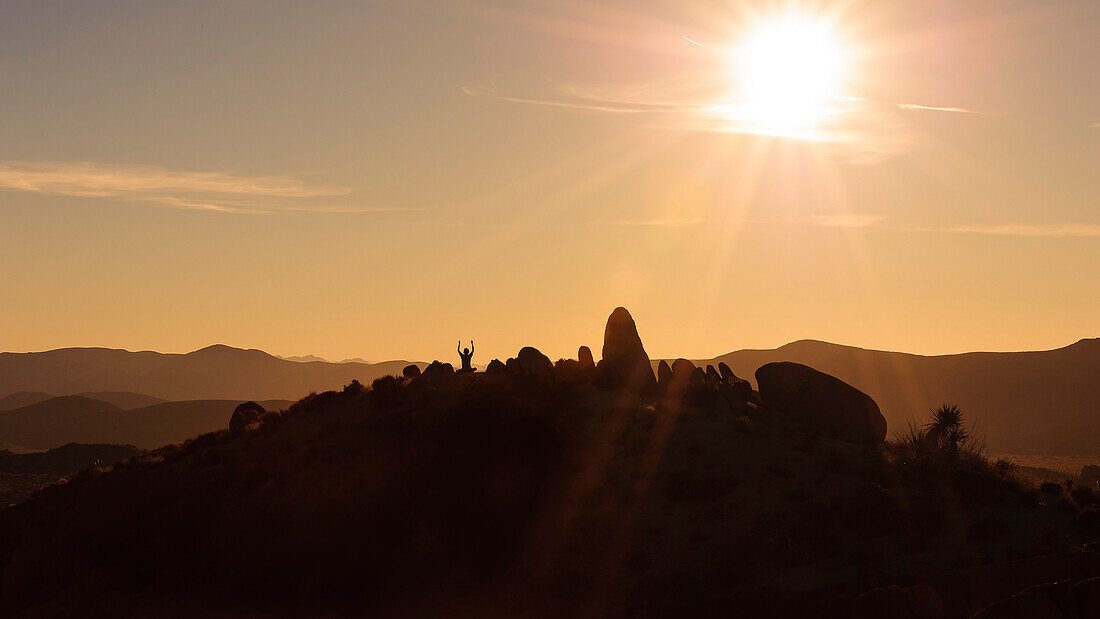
[469,341,475,354]
[457,340,462,354]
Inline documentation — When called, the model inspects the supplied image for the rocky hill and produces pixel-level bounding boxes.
[696,338,1100,453]
[0,309,1096,618]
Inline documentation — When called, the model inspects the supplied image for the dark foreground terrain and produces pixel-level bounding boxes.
[0,310,1097,618]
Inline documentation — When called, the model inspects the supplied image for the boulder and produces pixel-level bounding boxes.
[505,357,519,374]
[485,359,507,374]
[705,365,720,384]
[718,362,738,382]
[690,367,706,389]
[670,359,697,383]
[656,360,673,394]
[595,307,656,393]
[852,585,943,619]
[755,362,887,443]
[229,401,268,433]
[402,364,421,379]
[578,346,595,369]
[422,361,455,379]
[516,346,553,377]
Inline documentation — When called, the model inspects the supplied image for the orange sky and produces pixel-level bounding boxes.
[0,0,1097,363]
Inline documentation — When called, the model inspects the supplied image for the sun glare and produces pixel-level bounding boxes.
[723,11,852,138]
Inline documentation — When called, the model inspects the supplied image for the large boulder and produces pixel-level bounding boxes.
[421,361,455,379]
[485,359,507,374]
[596,307,656,394]
[852,585,943,619]
[402,364,421,379]
[516,346,553,377]
[755,362,887,443]
[229,401,268,433]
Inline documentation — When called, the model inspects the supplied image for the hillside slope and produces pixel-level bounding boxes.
[0,373,1094,618]
[696,338,1100,453]
[0,397,292,450]
[0,345,421,401]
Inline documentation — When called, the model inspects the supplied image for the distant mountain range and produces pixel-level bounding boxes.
[0,339,1096,453]
[693,338,1100,454]
[0,345,420,401]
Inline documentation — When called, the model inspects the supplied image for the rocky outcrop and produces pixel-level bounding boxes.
[595,307,656,394]
[852,585,943,619]
[516,347,553,377]
[402,364,421,379]
[755,362,887,443]
[229,401,268,433]
[485,359,507,374]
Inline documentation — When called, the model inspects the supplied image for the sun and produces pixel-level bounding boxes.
[725,11,852,137]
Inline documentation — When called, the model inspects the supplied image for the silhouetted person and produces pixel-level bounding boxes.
[457,340,475,372]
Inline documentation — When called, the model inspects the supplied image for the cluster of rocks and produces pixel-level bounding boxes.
[348,306,888,444]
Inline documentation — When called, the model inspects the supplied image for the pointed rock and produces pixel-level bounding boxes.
[656,360,673,394]
[578,346,595,369]
[718,362,738,382]
[596,307,656,393]
[485,359,507,374]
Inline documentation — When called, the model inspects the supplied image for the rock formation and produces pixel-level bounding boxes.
[595,307,656,394]
[229,401,268,433]
[755,362,887,443]
[578,346,595,369]
[402,364,421,379]
[421,361,455,379]
[516,347,553,377]
[485,359,507,374]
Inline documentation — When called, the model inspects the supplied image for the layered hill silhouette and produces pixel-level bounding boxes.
[0,308,1096,618]
[0,345,419,401]
[695,338,1100,454]
[0,391,166,411]
[0,396,292,450]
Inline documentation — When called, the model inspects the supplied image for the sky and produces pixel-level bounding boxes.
[1,0,1098,364]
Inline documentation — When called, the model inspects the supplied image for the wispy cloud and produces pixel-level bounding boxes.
[930,223,1100,238]
[897,103,987,115]
[594,213,883,228]
[598,217,704,227]
[0,160,407,214]
[465,82,923,163]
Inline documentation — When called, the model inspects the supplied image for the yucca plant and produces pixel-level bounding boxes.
[926,404,969,452]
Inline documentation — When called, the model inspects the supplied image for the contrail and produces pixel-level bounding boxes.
[681,35,705,48]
